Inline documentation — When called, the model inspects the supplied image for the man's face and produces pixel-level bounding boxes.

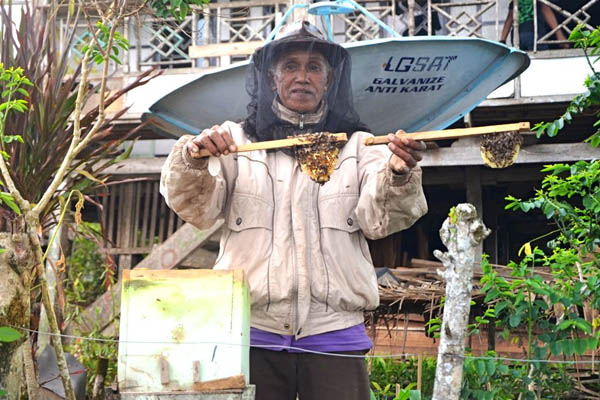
[272,50,330,114]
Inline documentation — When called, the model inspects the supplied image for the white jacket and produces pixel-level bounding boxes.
[160,121,428,338]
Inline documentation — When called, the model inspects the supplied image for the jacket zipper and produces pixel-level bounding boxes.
[290,165,299,335]
[291,115,306,335]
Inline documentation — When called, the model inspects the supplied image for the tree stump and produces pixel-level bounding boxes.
[432,203,490,400]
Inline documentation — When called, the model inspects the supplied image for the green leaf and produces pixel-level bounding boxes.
[475,360,486,376]
[0,326,22,342]
[509,313,521,328]
[562,339,575,356]
[409,390,421,400]
[574,338,587,355]
[548,122,558,137]
[537,333,551,343]
[573,318,593,335]
[0,193,21,215]
[486,359,496,376]
[549,341,562,356]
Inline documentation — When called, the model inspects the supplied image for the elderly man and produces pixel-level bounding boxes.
[160,20,428,400]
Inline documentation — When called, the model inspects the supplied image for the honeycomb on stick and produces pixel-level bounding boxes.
[480,131,523,168]
[294,132,345,184]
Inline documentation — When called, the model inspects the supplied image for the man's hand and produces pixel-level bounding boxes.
[387,130,426,175]
[186,125,237,157]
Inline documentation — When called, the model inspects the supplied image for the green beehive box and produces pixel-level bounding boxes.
[118,269,250,393]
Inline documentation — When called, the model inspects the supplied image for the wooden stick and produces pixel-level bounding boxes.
[192,374,246,391]
[363,122,531,146]
[417,354,423,392]
[190,132,348,158]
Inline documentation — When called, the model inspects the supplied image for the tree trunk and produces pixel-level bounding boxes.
[0,232,34,398]
[432,203,490,400]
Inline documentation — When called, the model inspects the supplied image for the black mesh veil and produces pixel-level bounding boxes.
[242,21,369,144]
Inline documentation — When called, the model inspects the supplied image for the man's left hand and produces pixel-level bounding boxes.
[387,130,426,175]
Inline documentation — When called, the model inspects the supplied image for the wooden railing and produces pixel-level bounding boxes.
[536,0,599,50]
[55,0,599,74]
[99,179,185,268]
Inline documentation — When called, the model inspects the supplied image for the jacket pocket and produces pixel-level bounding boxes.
[218,193,274,309]
[226,193,273,232]
[314,194,376,312]
[318,194,360,233]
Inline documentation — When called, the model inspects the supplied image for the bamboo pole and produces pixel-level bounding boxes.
[189,133,348,158]
[364,122,530,145]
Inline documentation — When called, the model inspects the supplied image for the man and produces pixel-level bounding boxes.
[160,20,428,400]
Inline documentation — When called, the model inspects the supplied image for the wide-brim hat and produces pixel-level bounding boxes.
[252,20,349,71]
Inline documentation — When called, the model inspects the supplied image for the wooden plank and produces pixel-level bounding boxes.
[409,258,554,279]
[119,183,135,270]
[190,133,348,159]
[72,221,224,335]
[149,181,159,248]
[158,198,167,242]
[140,180,151,247]
[102,142,597,175]
[101,189,109,247]
[159,356,170,385]
[132,181,142,248]
[116,184,126,247]
[201,0,288,9]
[420,142,599,167]
[192,375,246,392]
[104,247,153,255]
[189,41,264,59]
[179,247,218,269]
[107,185,116,245]
[364,122,530,145]
[193,361,201,384]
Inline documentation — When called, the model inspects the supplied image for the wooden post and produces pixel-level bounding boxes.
[512,0,521,99]
[408,0,416,36]
[417,354,423,392]
[432,203,490,400]
[91,357,109,400]
[159,356,170,385]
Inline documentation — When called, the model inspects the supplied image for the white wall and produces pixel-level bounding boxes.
[489,55,589,99]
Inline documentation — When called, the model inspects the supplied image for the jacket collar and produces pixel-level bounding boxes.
[272,99,327,130]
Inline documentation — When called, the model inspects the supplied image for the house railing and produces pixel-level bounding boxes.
[55,0,598,74]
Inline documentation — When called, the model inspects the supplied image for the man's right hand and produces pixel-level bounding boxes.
[186,125,238,158]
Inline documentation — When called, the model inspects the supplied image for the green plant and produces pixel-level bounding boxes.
[469,24,600,398]
[369,357,435,400]
[64,222,112,308]
[149,0,209,20]
[66,319,118,396]
[533,25,599,146]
